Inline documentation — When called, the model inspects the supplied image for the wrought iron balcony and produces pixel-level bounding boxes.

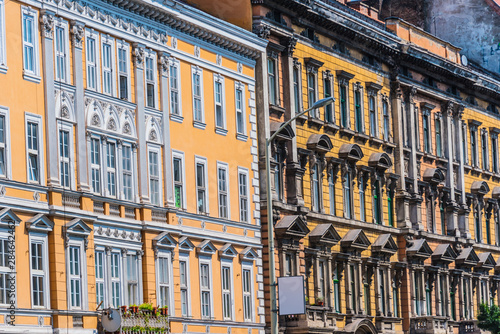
[119,306,169,334]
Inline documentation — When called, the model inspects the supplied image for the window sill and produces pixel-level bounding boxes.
[193,121,206,130]
[339,127,355,137]
[382,141,396,149]
[23,72,41,84]
[308,117,324,129]
[368,136,384,146]
[0,65,7,74]
[215,127,228,136]
[324,122,339,133]
[170,114,184,123]
[353,132,369,142]
[236,133,248,142]
[269,104,285,118]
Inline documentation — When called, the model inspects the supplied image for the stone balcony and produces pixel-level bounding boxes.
[282,305,338,333]
[458,320,481,334]
[410,316,451,334]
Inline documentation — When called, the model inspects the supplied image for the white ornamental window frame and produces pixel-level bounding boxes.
[241,262,255,322]
[237,167,250,223]
[29,233,50,309]
[147,144,162,206]
[85,29,100,92]
[179,251,191,317]
[21,6,40,82]
[172,150,186,210]
[169,58,182,120]
[199,256,214,319]
[155,250,174,312]
[0,0,6,72]
[100,34,116,97]
[221,259,235,321]
[121,142,135,202]
[213,73,226,133]
[195,156,209,214]
[191,65,205,128]
[105,139,118,198]
[66,238,88,310]
[57,121,75,190]
[25,113,44,185]
[116,39,131,101]
[54,18,70,84]
[235,81,247,140]
[217,161,230,220]
[0,106,11,179]
[144,50,158,109]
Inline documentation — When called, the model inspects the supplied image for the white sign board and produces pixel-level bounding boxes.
[277,276,306,315]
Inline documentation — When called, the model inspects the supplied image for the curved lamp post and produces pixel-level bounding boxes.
[266,96,335,334]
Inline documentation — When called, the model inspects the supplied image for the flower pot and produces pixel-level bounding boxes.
[160,307,168,316]
[121,306,127,313]
[130,306,139,313]
[317,301,324,306]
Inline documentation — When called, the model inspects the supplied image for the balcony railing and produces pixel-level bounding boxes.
[459,320,480,334]
[119,307,169,334]
[410,316,449,334]
[282,305,337,330]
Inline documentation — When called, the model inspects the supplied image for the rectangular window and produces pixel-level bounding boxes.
[158,255,171,308]
[214,78,225,129]
[0,114,6,177]
[122,145,133,201]
[95,250,105,305]
[268,58,277,105]
[179,258,189,316]
[492,135,499,173]
[318,260,326,300]
[218,165,229,219]
[284,253,296,277]
[149,149,160,205]
[117,42,129,100]
[196,160,207,213]
[54,24,68,82]
[200,261,211,319]
[126,254,138,305]
[333,265,340,312]
[85,30,99,91]
[0,239,10,305]
[106,142,116,197]
[238,172,249,223]
[369,95,377,137]
[222,265,232,320]
[482,131,489,170]
[110,252,121,308]
[324,74,334,123]
[90,138,101,193]
[102,41,113,95]
[359,175,365,221]
[340,83,349,128]
[435,117,442,157]
[242,267,253,321]
[329,168,336,216]
[27,121,39,183]
[423,113,431,153]
[173,156,184,209]
[22,9,36,74]
[383,100,390,141]
[379,269,386,316]
[373,179,382,224]
[192,68,203,122]
[0,0,6,68]
[471,127,478,167]
[343,171,352,219]
[354,89,363,133]
[59,129,70,188]
[146,56,156,108]
[68,246,82,308]
[462,122,469,164]
[31,240,46,307]
[308,72,317,117]
[311,164,320,212]
[236,87,245,135]
[414,109,420,150]
[170,62,180,116]
[293,65,301,113]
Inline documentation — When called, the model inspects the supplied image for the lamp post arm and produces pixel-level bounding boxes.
[267,106,314,144]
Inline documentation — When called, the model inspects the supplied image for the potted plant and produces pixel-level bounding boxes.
[152,306,158,317]
[139,302,153,314]
[316,297,324,306]
[160,306,168,316]
[120,305,128,313]
[305,296,309,305]
[129,304,139,313]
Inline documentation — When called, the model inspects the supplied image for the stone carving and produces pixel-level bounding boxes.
[107,118,117,131]
[252,23,270,39]
[123,123,132,135]
[133,46,145,69]
[149,130,157,142]
[216,54,222,66]
[194,45,200,58]
[159,54,169,75]
[237,62,243,73]
[171,37,177,49]
[72,24,85,48]
[40,13,55,39]
[60,106,69,119]
[91,114,101,127]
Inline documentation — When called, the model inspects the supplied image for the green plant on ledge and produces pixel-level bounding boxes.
[139,302,153,311]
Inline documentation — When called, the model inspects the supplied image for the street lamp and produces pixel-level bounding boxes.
[265,97,334,334]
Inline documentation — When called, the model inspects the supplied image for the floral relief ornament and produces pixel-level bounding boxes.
[41,13,55,39]
[134,46,145,69]
[72,24,85,49]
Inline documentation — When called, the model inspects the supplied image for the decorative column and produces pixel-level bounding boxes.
[158,53,174,206]
[358,261,365,314]
[374,263,381,315]
[444,101,460,235]
[40,11,59,187]
[446,273,451,317]
[421,270,427,316]
[458,273,464,320]
[390,75,411,228]
[386,266,393,317]
[345,259,353,314]
[133,44,150,203]
[71,21,90,192]
[436,273,442,316]
[409,266,416,316]
[137,250,144,303]
[105,246,112,309]
[456,106,471,238]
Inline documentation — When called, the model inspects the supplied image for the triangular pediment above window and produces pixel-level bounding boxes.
[309,224,341,247]
[406,239,433,259]
[153,232,177,250]
[431,244,457,263]
[197,239,217,255]
[178,236,195,252]
[219,243,238,259]
[371,234,398,255]
[456,247,479,267]
[64,218,92,237]
[275,215,309,239]
[26,214,54,233]
[0,208,21,226]
[477,252,496,269]
[340,229,371,250]
[240,247,258,262]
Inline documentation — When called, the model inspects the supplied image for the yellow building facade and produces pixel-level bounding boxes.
[0,0,267,332]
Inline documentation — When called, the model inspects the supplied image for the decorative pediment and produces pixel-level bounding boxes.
[477,252,496,269]
[309,224,341,247]
[406,239,433,259]
[371,234,398,254]
[178,236,195,252]
[197,239,217,255]
[307,134,333,153]
[493,187,500,199]
[368,153,392,170]
[431,244,457,263]
[456,247,479,267]
[270,122,295,141]
[423,168,445,184]
[471,181,490,195]
[339,143,364,162]
[340,229,371,251]
[219,243,238,259]
[26,214,54,233]
[240,247,258,262]
[152,232,177,250]
[0,208,21,226]
[275,215,310,239]
[64,218,91,237]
